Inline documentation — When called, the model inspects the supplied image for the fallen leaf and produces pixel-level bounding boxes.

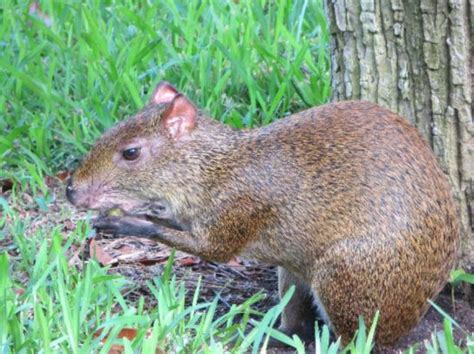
[94,327,165,354]
[14,287,25,296]
[28,1,52,27]
[56,170,70,181]
[108,345,125,354]
[94,328,137,354]
[139,257,170,265]
[89,239,117,265]
[177,256,201,267]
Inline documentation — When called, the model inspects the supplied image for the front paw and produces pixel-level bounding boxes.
[93,215,155,237]
[93,216,124,236]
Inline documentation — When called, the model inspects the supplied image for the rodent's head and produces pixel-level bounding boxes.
[66,82,198,214]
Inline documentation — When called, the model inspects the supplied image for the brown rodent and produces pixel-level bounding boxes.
[67,82,459,346]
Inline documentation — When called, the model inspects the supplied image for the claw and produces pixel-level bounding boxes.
[92,215,158,237]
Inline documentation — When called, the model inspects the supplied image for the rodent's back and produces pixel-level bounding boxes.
[241,101,459,344]
[247,100,458,250]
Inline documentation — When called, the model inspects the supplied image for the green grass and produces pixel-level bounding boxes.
[1,216,296,353]
[1,0,473,353]
[1,0,329,191]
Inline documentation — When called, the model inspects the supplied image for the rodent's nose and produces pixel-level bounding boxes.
[65,177,77,205]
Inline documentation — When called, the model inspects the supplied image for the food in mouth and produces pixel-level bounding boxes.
[101,206,184,231]
[105,207,125,217]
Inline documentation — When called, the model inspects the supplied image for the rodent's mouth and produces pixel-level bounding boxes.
[101,207,155,222]
[101,207,184,231]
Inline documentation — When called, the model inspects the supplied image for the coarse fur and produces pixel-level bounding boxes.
[68,83,460,346]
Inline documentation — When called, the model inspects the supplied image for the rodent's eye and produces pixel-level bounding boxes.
[122,147,141,161]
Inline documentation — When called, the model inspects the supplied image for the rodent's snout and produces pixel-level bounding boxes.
[65,177,77,205]
[64,176,123,211]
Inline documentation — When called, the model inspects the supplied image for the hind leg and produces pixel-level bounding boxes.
[278,267,318,342]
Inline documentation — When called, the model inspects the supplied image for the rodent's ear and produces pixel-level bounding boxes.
[161,94,197,140]
[149,81,179,105]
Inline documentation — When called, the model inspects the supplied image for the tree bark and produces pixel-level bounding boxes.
[324,0,473,265]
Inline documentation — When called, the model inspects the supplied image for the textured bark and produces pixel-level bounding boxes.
[324,0,474,265]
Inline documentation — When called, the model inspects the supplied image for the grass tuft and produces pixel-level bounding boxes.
[1,0,330,191]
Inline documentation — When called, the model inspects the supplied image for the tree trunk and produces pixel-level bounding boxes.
[324,0,473,265]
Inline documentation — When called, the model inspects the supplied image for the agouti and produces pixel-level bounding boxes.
[67,82,459,346]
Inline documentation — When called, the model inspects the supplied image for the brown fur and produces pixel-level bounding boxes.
[68,86,460,346]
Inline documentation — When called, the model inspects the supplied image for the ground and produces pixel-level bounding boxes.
[88,236,474,353]
[3,182,474,352]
